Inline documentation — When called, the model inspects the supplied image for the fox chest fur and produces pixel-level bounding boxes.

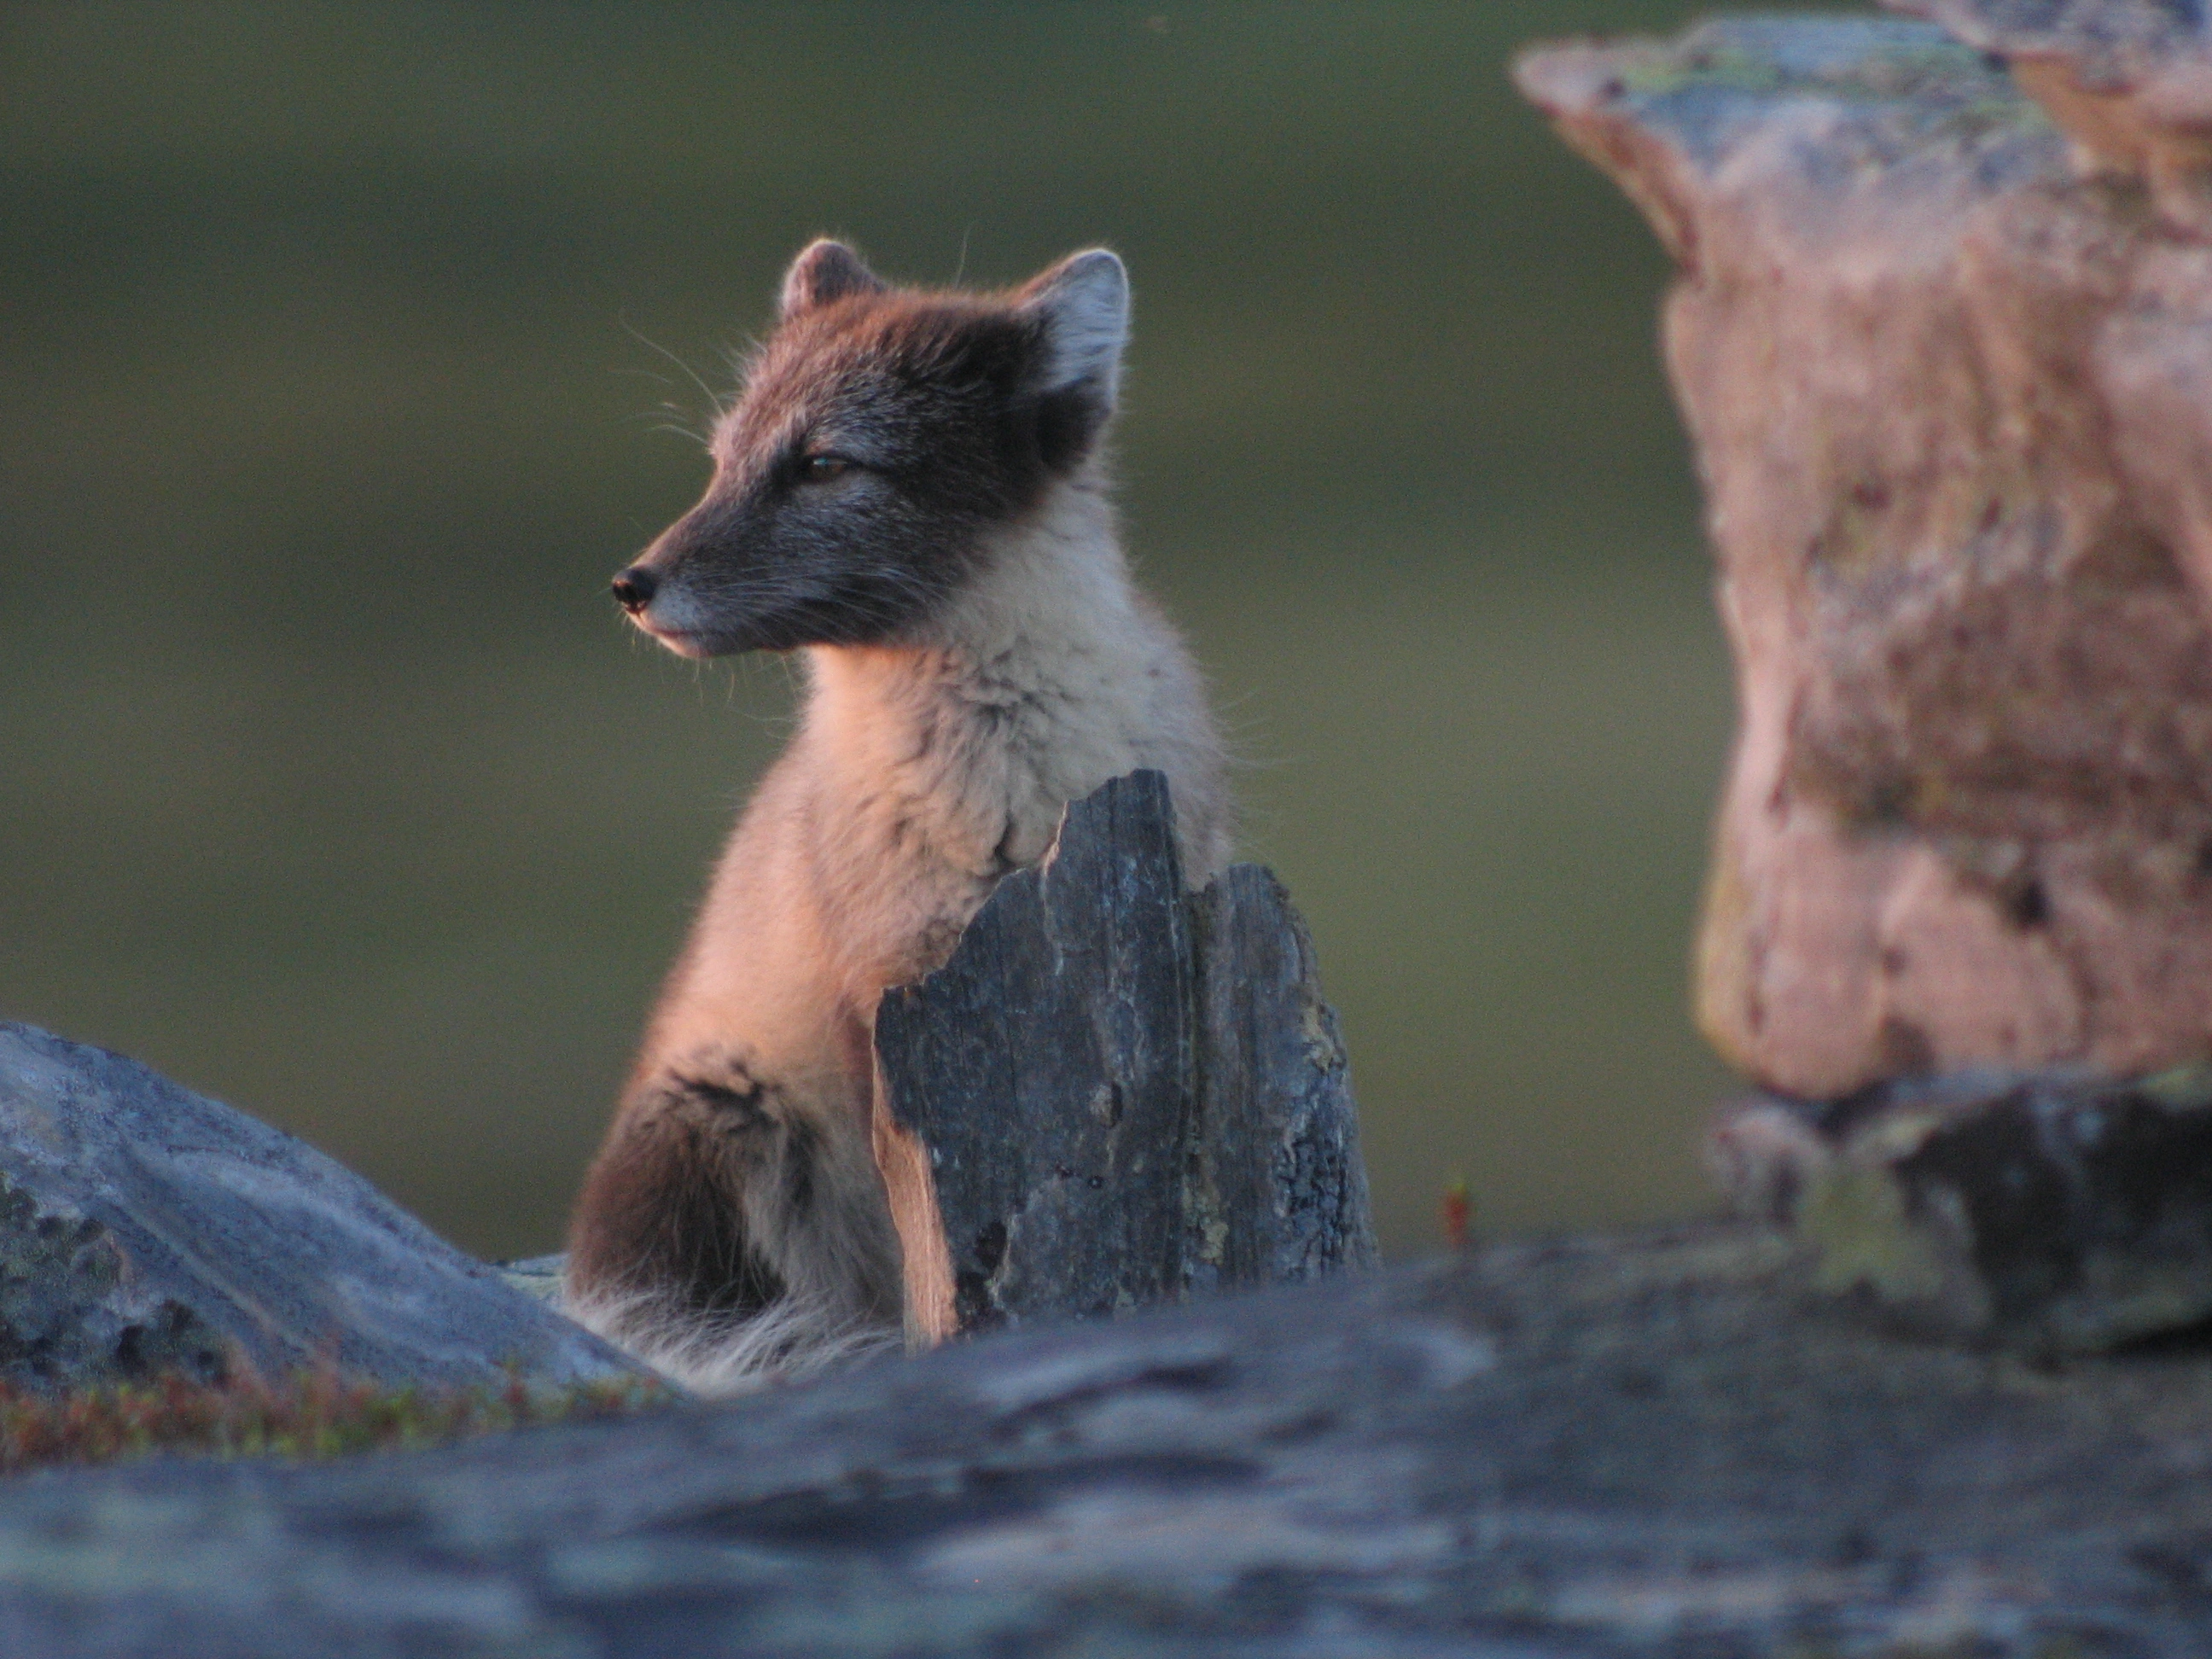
[564,242,1228,1392]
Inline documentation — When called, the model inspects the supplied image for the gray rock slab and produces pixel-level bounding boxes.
[1186,863,1377,1290]
[5,1224,2212,1654]
[0,1022,642,1390]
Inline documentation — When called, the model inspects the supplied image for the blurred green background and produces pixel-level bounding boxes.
[0,3,1848,1264]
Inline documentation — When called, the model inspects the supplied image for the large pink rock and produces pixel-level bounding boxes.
[1519,16,2212,1097]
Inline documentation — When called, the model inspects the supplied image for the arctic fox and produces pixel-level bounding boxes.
[564,241,1231,1393]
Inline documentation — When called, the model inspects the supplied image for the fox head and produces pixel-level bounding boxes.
[612,242,1130,657]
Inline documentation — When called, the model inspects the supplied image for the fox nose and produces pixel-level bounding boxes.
[610,566,659,614]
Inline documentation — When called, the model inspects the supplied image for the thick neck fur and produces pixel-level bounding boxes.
[798,465,1226,894]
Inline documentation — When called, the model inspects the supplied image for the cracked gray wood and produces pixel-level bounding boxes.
[874,771,1376,1340]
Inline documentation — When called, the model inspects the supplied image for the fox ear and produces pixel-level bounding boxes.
[779,240,885,320]
[1018,249,1128,410]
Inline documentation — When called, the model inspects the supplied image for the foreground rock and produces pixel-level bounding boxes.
[1714,1064,2212,1353]
[1519,17,2212,1099]
[875,771,1376,1341]
[5,1224,2212,1655]
[0,1023,640,1390]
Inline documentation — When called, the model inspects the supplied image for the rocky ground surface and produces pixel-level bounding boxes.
[2,1222,2210,1656]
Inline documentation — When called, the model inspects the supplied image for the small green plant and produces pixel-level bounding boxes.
[0,1365,670,1473]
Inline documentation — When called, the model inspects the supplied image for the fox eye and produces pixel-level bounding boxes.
[800,453,854,482]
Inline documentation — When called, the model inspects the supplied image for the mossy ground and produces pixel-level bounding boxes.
[0,1366,671,1473]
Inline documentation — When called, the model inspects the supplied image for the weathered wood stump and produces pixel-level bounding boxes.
[873,771,1377,1342]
